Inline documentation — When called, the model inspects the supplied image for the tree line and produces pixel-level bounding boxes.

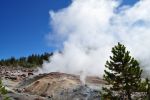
[0,52,53,68]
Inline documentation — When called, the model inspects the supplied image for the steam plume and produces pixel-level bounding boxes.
[41,0,150,77]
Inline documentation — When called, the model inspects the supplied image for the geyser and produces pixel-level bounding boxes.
[41,0,150,78]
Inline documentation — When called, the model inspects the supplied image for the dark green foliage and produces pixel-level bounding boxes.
[102,43,143,100]
[138,78,149,92]
[0,52,53,68]
[145,78,150,100]
[136,78,150,100]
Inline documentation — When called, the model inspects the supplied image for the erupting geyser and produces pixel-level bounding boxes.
[40,0,150,78]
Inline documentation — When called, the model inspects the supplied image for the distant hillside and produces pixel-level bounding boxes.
[0,52,53,68]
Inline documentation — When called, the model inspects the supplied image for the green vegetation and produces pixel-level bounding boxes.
[102,43,149,100]
[0,52,53,68]
[0,79,9,100]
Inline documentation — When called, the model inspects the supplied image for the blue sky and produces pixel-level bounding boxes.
[0,0,138,59]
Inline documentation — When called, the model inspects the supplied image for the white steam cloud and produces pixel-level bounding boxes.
[41,0,150,77]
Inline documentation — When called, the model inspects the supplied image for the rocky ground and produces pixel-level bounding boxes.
[1,66,105,100]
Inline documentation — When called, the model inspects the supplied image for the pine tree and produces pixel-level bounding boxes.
[102,43,143,100]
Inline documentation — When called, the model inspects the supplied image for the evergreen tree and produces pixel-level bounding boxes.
[102,43,142,100]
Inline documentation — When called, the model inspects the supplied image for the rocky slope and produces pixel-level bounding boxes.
[3,71,106,100]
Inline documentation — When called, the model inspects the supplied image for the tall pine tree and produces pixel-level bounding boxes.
[102,43,142,100]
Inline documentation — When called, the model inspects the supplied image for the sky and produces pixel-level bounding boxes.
[0,0,138,59]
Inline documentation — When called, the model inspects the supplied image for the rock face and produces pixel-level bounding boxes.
[2,70,106,100]
[18,72,105,100]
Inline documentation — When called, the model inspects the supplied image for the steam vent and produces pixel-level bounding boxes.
[1,68,106,100]
[1,0,149,100]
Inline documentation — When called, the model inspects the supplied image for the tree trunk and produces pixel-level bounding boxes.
[127,91,132,100]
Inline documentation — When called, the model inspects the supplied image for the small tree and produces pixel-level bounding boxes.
[102,43,143,100]
[0,79,9,100]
